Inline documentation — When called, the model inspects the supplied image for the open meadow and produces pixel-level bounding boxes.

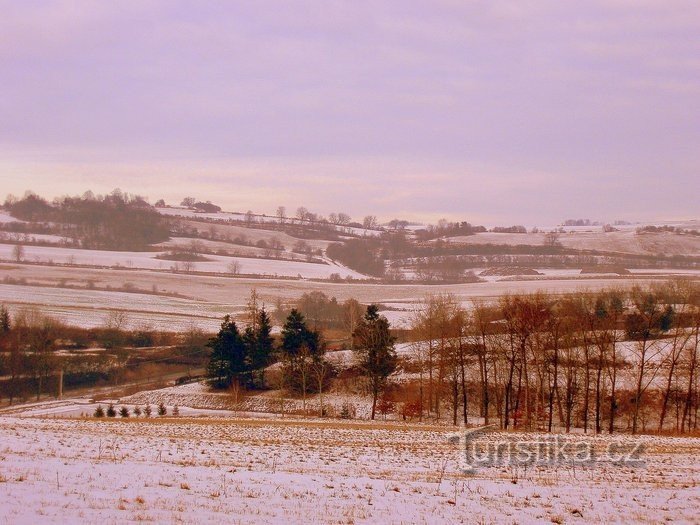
[1,412,698,524]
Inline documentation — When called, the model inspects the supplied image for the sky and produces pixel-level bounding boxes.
[0,0,698,226]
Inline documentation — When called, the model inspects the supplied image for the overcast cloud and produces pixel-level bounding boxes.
[0,1,698,225]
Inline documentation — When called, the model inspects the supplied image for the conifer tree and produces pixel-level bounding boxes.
[249,307,274,388]
[353,304,397,420]
[0,305,10,333]
[206,315,246,389]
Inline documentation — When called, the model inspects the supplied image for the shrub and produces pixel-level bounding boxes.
[158,402,167,416]
[340,403,353,419]
[94,405,105,418]
[119,406,130,418]
[106,403,116,417]
[133,406,142,417]
[172,405,180,417]
[144,404,152,417]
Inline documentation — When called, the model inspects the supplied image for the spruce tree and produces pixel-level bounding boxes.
[206,315,247,389]
[250,307,274,388]
[281,309,322,410]
[0,305,10,333]
[353,304,397,420]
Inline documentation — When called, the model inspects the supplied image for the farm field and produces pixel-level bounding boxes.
[0,262,681,330]
[0,413,697,524]
[0,243,363,280]
[446,230,700,257]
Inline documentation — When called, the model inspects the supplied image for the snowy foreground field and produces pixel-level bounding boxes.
[1,415,698,524]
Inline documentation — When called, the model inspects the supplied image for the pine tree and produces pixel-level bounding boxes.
[143,404,152,417]
[172,405,180,416]
[94,405,105,417]
[280,309,322,412]
[353,304,397,420]
[106,403,116,417]
[206,315,247,389]
[281,309,320,360]
[158,402,167,416]
[119,406,130,418]
[248,307,274,388]
[0,305,10,333]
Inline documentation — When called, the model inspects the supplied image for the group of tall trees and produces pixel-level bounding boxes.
[207,296,398,420]
[207,309,274,390]
[409,281,700,434]
[274,291,365,335]
[4,190,170,250]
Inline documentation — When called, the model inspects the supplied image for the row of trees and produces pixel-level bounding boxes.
[408,281,699,434]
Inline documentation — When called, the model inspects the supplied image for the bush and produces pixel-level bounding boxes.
[144,404,152,417]
[94,405,105,418]
[158,402,167,416]
[340,403,353,419]
[133,406,142,417]
[172,405,180,417]
[106,403,116,417]
[119,406,130,418]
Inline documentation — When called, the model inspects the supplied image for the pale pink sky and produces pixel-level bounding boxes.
[0,1,698,225]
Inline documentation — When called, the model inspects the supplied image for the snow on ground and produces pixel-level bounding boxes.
[0,243,367,279]
[445,230,700,257]
[0,283,229,331]
[172,218,335,251]
[0,412,698,524]
[0,211,23,224]
[158,208,384,237]
[154,237,310,261]
[0,232,71,244]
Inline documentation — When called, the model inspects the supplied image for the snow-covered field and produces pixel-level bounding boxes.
[445,230,700,257]
[0,243,366,279]
[0,261,676,330]
[0,412,698,524]
[158,207,384,237]
[0,283,229,331]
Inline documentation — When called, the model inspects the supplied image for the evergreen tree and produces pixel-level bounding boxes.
[280,309,323,412]
[94,405,105,417]
[281,309,320,360]
[157,402,167,416]
[353,304,397,420]
[0,305,10,333]
[119,406,130,418]
[206,315,247,389]
[106,403,116,417]
[248,307,274,388]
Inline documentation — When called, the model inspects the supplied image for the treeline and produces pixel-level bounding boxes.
[414,221,487,241]
[4,190,170,250]
[637,225,700,236]
[273,291,365,333]
[413,220,531,240]
[407,281,699,434]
